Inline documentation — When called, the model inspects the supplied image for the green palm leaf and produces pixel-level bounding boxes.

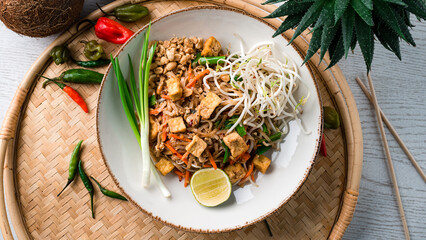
[265,1,311,18]
[374,0,405,40]
[335,0,351,23]
[351,0,374,25]
[384,0,408,6]
[273,14,304,37]
[404,0,426,20]
[355,14,374,71]
[327,35,345,69]
[361,0,373,10]
[341,7,355,58]
[374,22,402,59]
[303,26,323,64]
[288,0,327,43]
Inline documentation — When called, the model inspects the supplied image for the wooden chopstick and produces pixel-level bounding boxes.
[365,74,410,240]
[355,78,426,182]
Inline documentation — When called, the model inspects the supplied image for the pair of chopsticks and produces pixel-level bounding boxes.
[356,74,426,240]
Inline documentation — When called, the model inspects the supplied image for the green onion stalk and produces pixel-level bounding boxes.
[111,23,170,198]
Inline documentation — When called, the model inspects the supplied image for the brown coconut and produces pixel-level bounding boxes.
[0,0,85,37]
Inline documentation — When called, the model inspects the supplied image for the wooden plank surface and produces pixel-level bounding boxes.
[0,1,425,239]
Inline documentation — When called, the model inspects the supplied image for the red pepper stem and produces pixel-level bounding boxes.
[76,19,97,32]
[96,3,115,16]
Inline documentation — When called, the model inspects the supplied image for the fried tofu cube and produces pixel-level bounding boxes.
[155,158,175,176]
[253,155,271,174]
[168,117,186,133]
[198,92,221,119]
[201,36,222,57]
[223,132,249,157]
[185,135,207,157]
[149,116,159,141]
[166,77,182,101]
[224,163,246,184]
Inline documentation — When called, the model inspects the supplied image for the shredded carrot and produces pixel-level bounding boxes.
[184,171,190,187]
[186,69,210,88]
[161,94,172,100]
[241,152,251,162]
[188,63,193,82]
[149,108,160,115]
[250,171,255,182]
[162,115,167,142]
[182,151,190,167]
[168,134,191,142]
[164,141,188,165]
[174,170,184,181]
[207,150,218,169]
[241,161,254,182]
[203,163,213,168]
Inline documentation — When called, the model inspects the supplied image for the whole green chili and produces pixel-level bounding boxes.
[57,140,83,197]
[97,3,149,22]
[50,45,70,65]
[72,58,111,68]
[90,177,127,201]
[41,69,104,87]
[78,160,95,218]
[81,40,106,61]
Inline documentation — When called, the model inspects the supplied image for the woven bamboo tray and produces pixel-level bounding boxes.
[0,0,363,239]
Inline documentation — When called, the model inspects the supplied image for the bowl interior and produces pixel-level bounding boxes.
[97,6,322,232]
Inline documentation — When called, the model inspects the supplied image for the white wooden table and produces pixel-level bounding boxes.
[0,1,425,239]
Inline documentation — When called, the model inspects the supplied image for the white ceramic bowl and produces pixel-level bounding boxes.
[97,6,322,233]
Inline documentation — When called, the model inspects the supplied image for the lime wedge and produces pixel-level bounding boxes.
[190,168,232,207]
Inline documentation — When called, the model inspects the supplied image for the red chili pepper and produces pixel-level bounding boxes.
[94,17,134,44]
[320,133,327,157]
[45,80,89,113]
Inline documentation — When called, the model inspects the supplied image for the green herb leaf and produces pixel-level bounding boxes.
[355,14,374,72]
[334,0,350,23]
[289,0,327,44]
[148,95,157,107]
[351,0,373,26]
[236,125,247,137]
[265,1,312,18]
[303,26,322,65]
[221,140,230,163]
[326,34,345,69]
[234,74,243,81]
[262,123,269,135]
[258,132,282,144]
[360,0,373,10]
[272,14,304,37]
[383,0,407,7]
[256,145,271,155]
[341,7,355,58]
[223,115,240,129]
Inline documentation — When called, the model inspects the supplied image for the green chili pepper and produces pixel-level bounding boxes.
[323,106,340,129]
[81,40,106,61]
[41,69,104,88]
[90,177,127,201]
[50,45,71,65]
[57,140,83,197]
[97,3,149,22]
[78,160,95,219]
[72,58,111,68]
[221,140,230,163]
